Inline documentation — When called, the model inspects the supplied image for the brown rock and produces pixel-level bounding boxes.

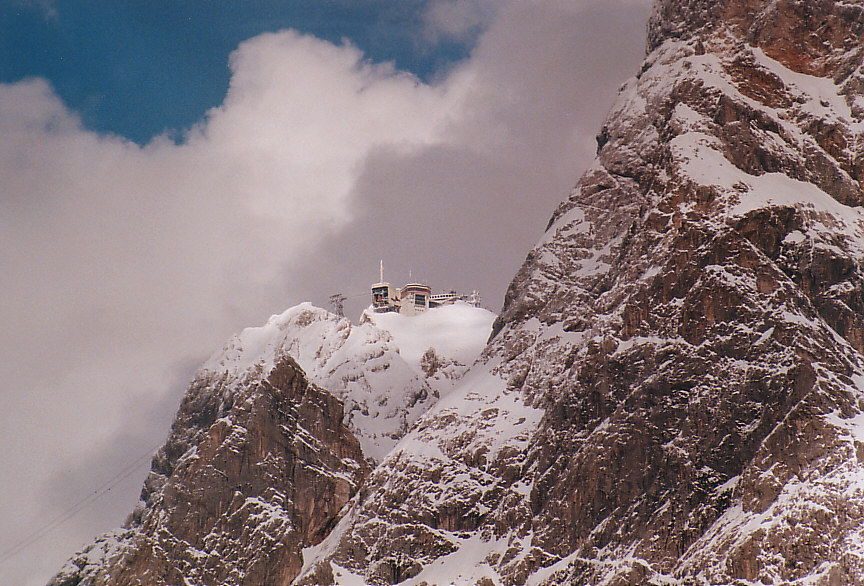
[50,356,368,586]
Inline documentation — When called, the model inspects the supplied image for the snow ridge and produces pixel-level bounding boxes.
[201,302,496,462]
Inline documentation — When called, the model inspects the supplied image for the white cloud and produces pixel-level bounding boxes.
[0,2,651,583]
[0,32,457,585]
[288,0,654,319]
[422,0,499,42]
[193,32,456,241]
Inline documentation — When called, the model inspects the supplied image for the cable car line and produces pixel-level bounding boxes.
[0,441,162,566]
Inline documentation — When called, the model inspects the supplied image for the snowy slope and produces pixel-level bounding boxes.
[364,302,495,395]
[201,302,496,462]
[297,353,548,586]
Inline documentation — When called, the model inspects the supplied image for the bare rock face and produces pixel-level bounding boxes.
[50,355,368,586]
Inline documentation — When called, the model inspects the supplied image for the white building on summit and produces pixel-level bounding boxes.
[371,262,480,316]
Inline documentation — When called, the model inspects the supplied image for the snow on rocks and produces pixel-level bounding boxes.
[461,1,864,584]
[201,302,496,462]
[49,530,130,586]
[293,333,550,585]
[50,338,369,586]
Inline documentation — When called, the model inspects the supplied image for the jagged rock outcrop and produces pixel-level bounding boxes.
[50,354,368,586]
[297,1,864,584]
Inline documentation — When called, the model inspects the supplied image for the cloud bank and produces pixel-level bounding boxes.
[0,1,651,583]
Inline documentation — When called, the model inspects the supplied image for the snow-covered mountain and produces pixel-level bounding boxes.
[49,302,494,586]
[51,0,864,584]
[199,302,496,462]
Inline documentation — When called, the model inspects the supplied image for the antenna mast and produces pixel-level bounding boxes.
[329,293,347,318]
[379,259,384,283]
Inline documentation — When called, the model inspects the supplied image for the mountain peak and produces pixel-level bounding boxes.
[648,0,864,78]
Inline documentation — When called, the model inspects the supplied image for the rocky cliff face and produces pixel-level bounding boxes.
[51,1,864,585]
[50,354,368,586]
[297,0,864,584]
[49,302,494,586]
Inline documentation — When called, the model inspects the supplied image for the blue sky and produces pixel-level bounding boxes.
[0,2,652,584]
[0,0,474,143]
